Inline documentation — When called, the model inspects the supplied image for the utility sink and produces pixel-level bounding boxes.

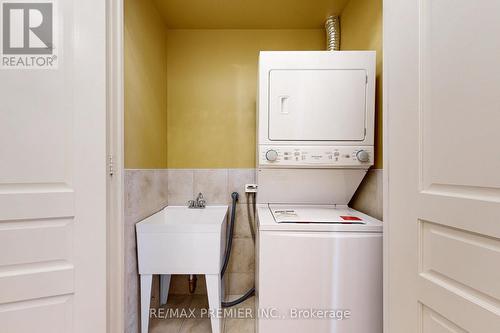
[136,206,228,273]
[136,205,228,333]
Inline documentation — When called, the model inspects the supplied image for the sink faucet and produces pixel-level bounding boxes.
[188,192,206,209]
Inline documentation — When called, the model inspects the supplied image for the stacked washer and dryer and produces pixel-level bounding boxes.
[255,51,382,333]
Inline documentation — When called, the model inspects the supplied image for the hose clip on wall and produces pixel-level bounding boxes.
[325,16,340,51]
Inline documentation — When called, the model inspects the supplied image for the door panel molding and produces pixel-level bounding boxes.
[0,185,74,221]
[385,0,500,331]
[419,275,500,332]
[419,220,500,306]
[418,0,500,192]
[0,295,72,333]
[0,263,74,304]
[417,194,500,238]
[420,305,467,333]
[421,184,500,204]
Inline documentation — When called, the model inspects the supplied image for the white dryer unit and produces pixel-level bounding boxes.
[258,51,375,147]
[256,51,382,333]
[257,51,377,205]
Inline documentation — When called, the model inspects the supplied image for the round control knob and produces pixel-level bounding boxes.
[265,150,279,162]
[356,150,370,163]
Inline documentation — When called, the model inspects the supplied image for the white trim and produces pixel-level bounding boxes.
[106,0,125,331]
[382,0,390,332]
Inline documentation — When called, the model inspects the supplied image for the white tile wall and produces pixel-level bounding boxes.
[124,169,169,333]
[167,169,194,205]
[164,169,257,296]
[193,169,228,204]
[349,168,383,221]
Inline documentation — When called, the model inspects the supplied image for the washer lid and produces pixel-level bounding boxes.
[270,205,365,224]
[258,204,382,232]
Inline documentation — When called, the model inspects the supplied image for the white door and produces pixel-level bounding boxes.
[268,69,367,141]
[385,0,500,332]
[0,0,107,332]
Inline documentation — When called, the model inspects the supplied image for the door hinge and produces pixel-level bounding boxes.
[108,154,114,177]
[366,75,368,84]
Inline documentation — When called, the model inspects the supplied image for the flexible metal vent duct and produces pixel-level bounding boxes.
[325,16,340,51]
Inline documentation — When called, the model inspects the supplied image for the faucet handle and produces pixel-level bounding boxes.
[196,193,206,208]
[187,200,195,208]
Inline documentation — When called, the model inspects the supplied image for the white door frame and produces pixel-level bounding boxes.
[382,0,390,329]
[107,0,125,332]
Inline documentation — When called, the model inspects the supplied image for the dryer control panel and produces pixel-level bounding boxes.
[258,146,374,168]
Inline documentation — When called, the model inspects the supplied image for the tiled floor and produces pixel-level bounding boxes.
[149,295,255,333]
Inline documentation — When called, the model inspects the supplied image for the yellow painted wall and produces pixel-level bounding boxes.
[166,29,325,168]
[341,0,383,168]
[124,0,382,169]
[124,0,168,168]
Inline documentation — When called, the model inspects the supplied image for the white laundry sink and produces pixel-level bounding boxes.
[136,205,228,333]
[136,205,228,273]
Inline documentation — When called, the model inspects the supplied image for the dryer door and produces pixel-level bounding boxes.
[268,69,367,141]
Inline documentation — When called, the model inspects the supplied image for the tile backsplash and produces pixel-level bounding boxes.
[124,169,169,333]
[349,169,383,221]
[165,169,256,296]
[167,169,256,205]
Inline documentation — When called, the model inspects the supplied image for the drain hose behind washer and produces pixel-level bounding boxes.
[221,192,255,307]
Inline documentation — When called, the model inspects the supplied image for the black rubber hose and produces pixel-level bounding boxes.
[222,287,255,308]
[221,192,238,277]
[221,192,256,308]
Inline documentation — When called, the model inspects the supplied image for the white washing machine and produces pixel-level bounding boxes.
[256,51,382,332]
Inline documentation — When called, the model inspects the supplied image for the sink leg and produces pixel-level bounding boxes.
[140,274,152,333]
[206,274,222,333]
[160,274,171,306]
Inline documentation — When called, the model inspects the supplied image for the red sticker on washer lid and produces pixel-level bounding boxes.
[340,216,362,221]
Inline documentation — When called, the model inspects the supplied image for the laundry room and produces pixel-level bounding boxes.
[123,0,383,332]
[3,0,499,330]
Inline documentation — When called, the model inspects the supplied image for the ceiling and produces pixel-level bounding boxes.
[153,0,350,29]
